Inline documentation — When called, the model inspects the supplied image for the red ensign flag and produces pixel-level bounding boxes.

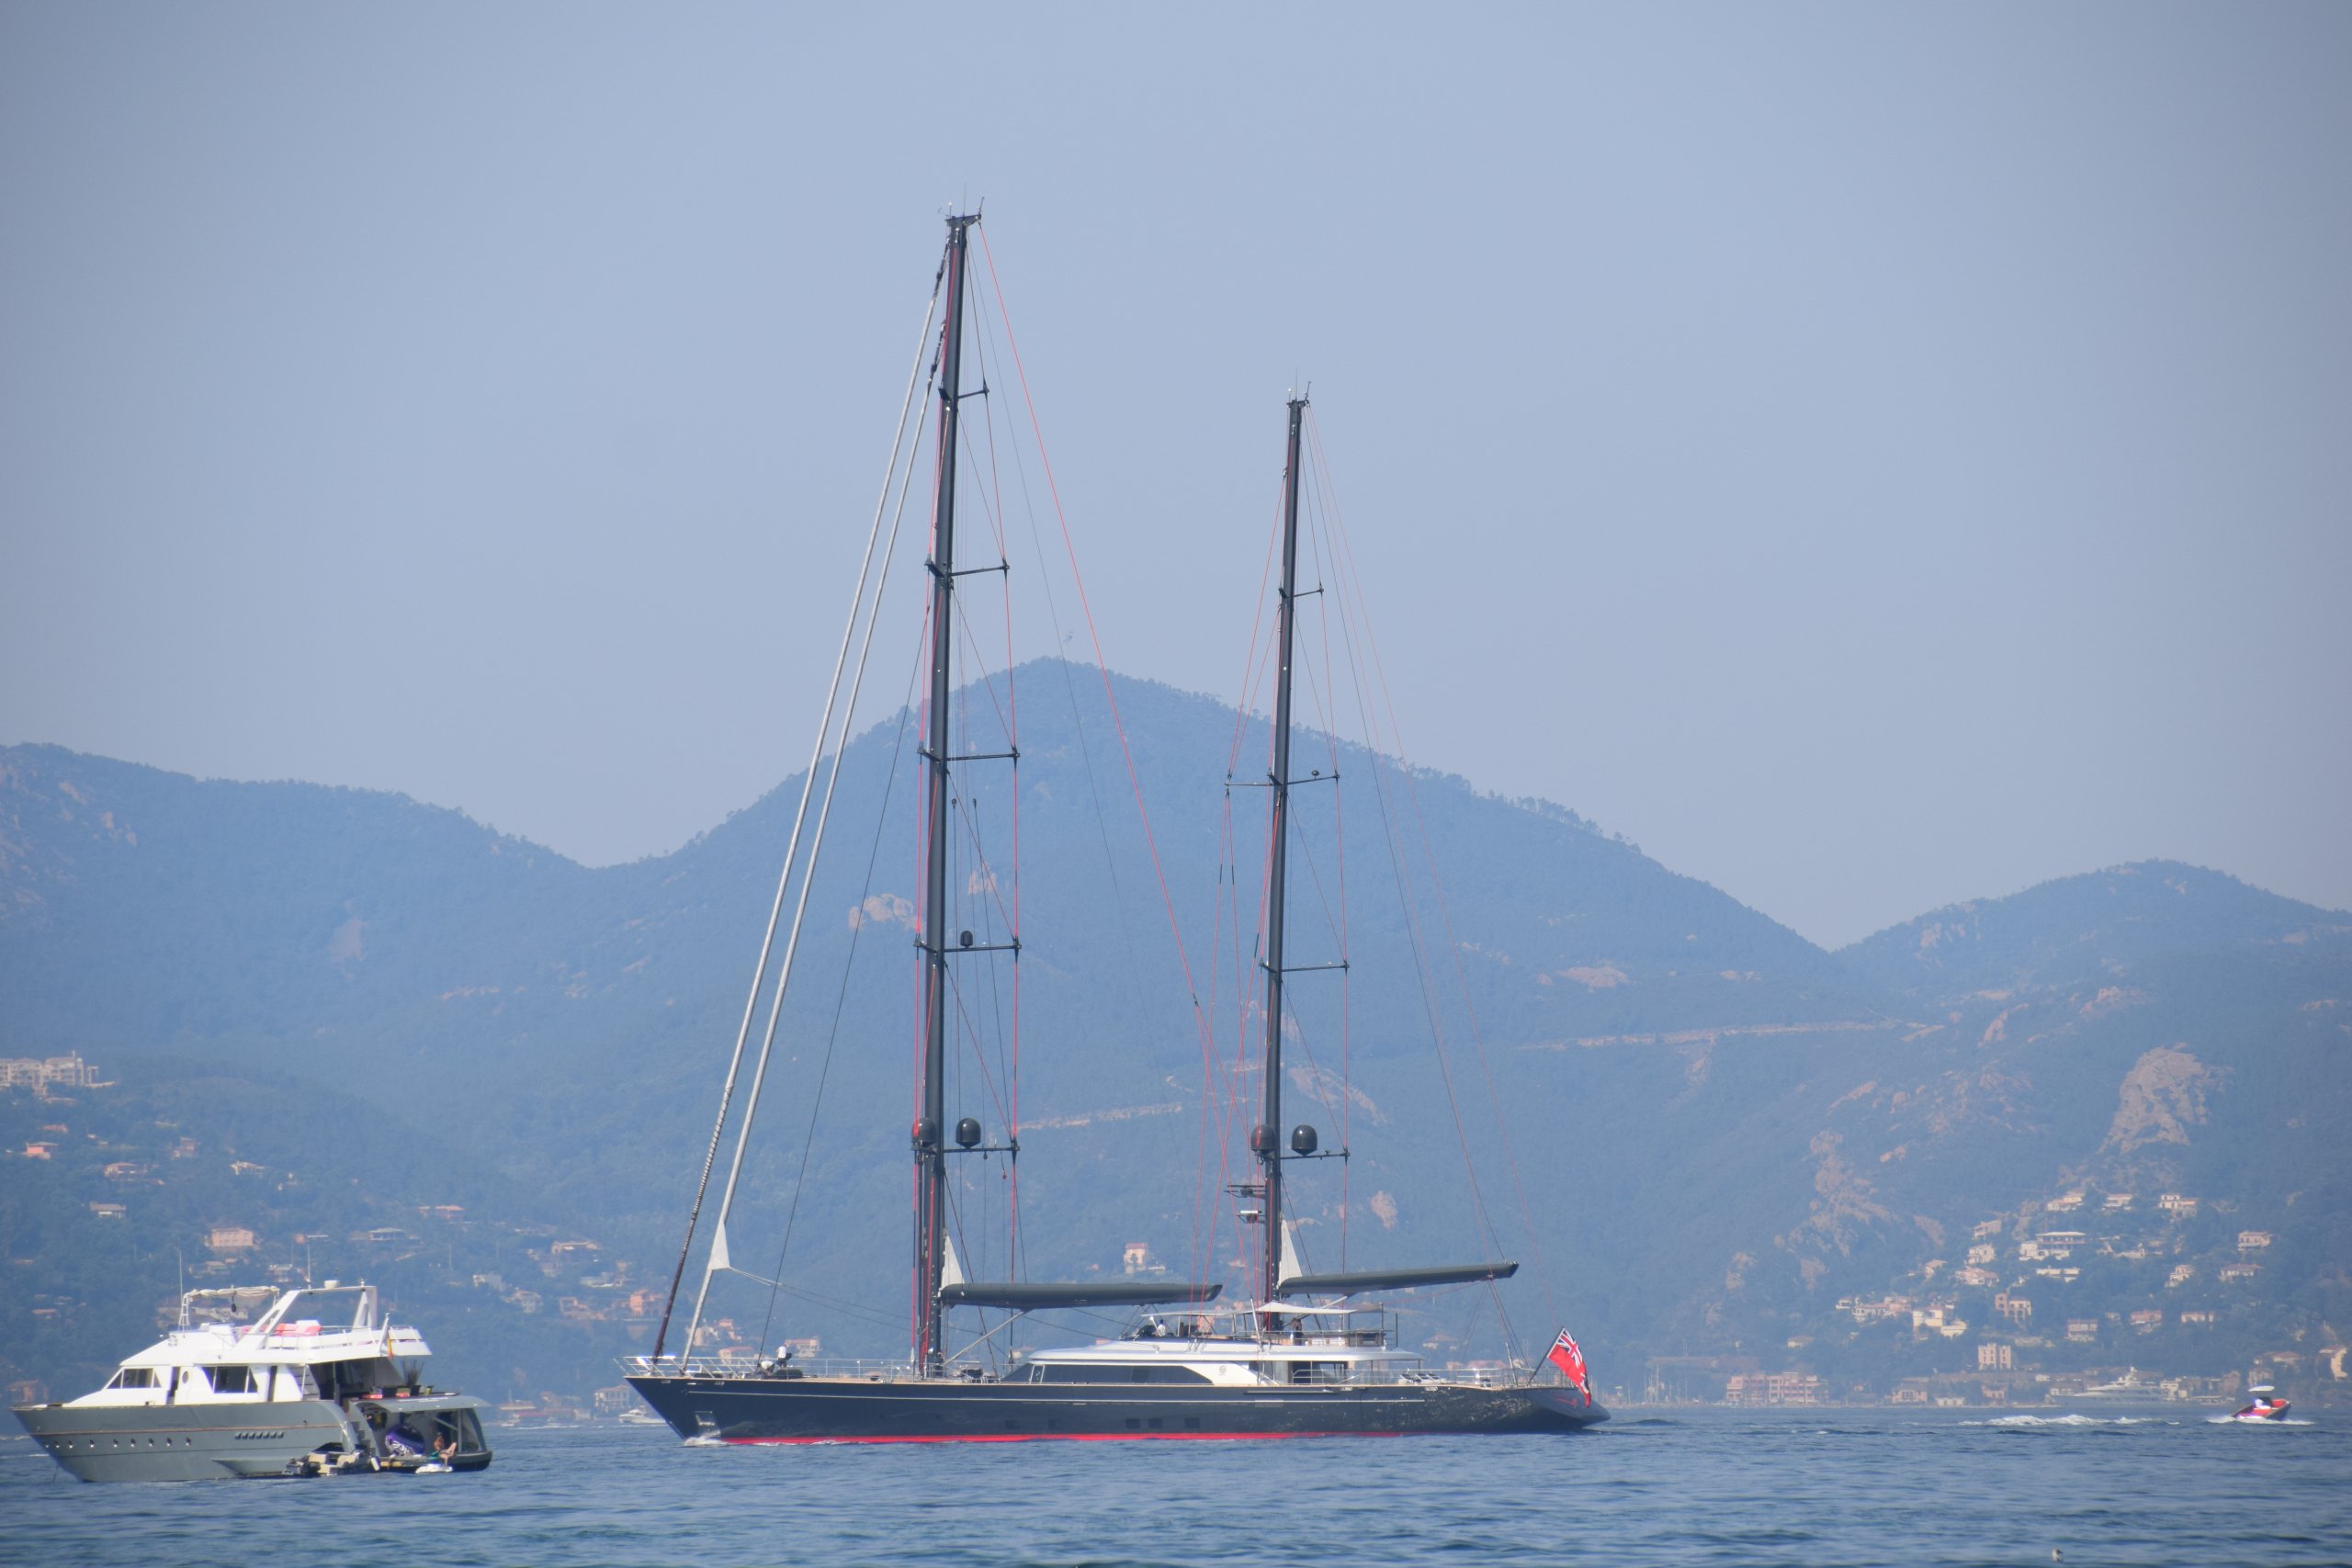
[1547,1328,1589,1404]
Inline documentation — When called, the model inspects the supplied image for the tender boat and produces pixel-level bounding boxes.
[2229,1385,2292,1422]
[13,1281,493,1481]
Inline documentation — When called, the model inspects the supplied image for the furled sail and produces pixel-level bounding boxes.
[935,1280,1225,1310]
[1273,1223,1518,1298]
[1274,1261,1518,1298]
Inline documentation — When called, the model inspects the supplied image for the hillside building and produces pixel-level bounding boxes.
[0,1052,105,1091]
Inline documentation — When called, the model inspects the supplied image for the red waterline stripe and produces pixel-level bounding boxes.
[725,1429,1409,1446]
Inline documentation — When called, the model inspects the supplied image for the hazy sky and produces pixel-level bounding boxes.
[4,3,2346,949]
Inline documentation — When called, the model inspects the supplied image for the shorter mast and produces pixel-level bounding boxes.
[1248,394,1519,1307]
[1257,395,1308,1304]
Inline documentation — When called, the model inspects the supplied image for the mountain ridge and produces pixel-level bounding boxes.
[4,666,2344,1406]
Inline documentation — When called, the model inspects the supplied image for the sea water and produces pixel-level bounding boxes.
[4,1407,2344,1566]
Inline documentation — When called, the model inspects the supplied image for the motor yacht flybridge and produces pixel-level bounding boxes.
[625,213,1605,1443]
[14,1281,493,1481]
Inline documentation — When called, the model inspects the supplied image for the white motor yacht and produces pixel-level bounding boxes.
[13,1280,492,1482]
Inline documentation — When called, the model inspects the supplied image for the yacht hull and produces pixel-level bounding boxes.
[13,1397,497,1482]
[15,1399,357,1482]
[627,1373,1606,1443]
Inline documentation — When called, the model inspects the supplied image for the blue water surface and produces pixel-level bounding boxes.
[5,1408,2345,1566]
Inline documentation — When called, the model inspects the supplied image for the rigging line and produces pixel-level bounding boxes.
[944,936,1013,1128]
[944,739,1017,938]
[978,277,1148,1171]
[938,528,1017,1254]
[1309,414,1553,1345]
[657,265,942,1362]
[950,590,1015,754]
[954,792,1009,1102]
[1295,458,1355,1262]
[966,275,1082,1309]
[729,1269,909,1334]
[1224,470,1290,775]
[755,626,926,1353]
[688,298,944,1354]
[1208,739,1285,1254]
[956,408,1013,570]
[1307,472,1363,1269]
[1308,435,1522,1366]
[1309,448,1507,1279]
[967,300,1013,566]
[1284,671,1347,954]
[977,228,1221,1122]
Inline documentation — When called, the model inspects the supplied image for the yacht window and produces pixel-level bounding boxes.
[107,1368,158,1389]
[206,1365,256,1393]
[1029,1362,1208,1385]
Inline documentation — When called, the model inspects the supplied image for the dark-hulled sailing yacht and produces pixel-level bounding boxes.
[625,214,1605,1442]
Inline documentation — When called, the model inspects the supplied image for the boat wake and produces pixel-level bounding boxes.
[1963,1414,2172,1427]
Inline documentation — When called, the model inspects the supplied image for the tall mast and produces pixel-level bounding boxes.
[1257,395,1308,1303]
[916,212,978,1371]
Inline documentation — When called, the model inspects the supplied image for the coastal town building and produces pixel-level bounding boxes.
[0,1053,106,1091]
[1724,1372,1824,1405]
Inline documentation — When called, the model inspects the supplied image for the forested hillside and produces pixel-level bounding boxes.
[6,671,2345,1405]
